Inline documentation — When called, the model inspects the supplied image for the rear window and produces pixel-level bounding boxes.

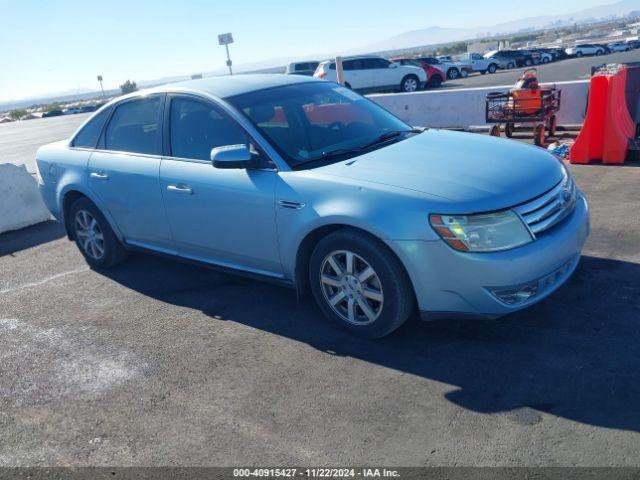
[105,97,161,155]
[71,107,110,148]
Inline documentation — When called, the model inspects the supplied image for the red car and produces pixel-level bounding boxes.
[393,58,445,88]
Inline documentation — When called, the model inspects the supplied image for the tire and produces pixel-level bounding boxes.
[400,74,419,92]
[576,51,583,58]
[427,75,442,88]
[481,70,487,75]
[507,62,516,69]
[542,57,550,64]
[69,197,126,269]
[547,115,557,137]
[490,125,501,137]
[525,59,533,66]
[460,69,468,78]
[534,124,545,147]
[447,68,459,80]
[505,122,514,138]
[595,50,602,56]
[488,63,497,74]
[309,229,415,339]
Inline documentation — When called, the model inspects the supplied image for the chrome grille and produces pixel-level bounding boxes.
[514,172,577,236]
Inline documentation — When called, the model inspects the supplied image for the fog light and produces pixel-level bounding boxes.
[489,283,538,305]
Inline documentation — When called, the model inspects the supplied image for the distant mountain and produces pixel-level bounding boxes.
[356,0,640,52]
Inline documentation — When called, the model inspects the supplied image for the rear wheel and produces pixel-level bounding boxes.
[507,62,516,69]
[595,49,603,56]
[460,69,468,78]
[69,197,126,269]
[576,51,583,58]
[534,124,545,146]
[505,122,515,138]
[490,124,501,137]
[525,59,533,66]
[447,68,460,80]
[309,229,414,339]
[547,115,557,137]
[542,57,550,64]
[401,75,419,92]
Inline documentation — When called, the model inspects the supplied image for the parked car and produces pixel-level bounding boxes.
[608,42,631,52]
[484,50,534,68]
[393,58,446,88]
[456,52,500,74]
[625,39,640,49]
[42,109,63,117]
[565,44,605,57]
[524,49,553,64]
[36,74,589,338]
[314,55,426,93]
[548,48,570,60]
[285,61,320,76]
[417,57,468,80]
[518,49,543,65]
[80,105,98,113]
[63,107,83,115]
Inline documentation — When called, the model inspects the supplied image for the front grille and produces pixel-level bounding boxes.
[514,172,577,236]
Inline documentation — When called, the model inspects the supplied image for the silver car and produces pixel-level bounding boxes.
[36,75,589,338]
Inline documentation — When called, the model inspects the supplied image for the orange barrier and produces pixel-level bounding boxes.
[570,66,635,164]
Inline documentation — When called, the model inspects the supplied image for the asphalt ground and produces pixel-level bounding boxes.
[442,48,640,89]
[1,144,640,465]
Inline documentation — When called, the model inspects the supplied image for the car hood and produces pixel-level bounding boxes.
[313,129,565,213]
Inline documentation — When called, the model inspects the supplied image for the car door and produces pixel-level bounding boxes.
[88,94,173,249]
[367,58,395,89]
[342,59,371,90]
[159,94,281,276]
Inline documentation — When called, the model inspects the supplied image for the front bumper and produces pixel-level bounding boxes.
[392,194,589,319]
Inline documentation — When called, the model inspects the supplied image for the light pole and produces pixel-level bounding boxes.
[97,75,105,98]
[218,33,234,75]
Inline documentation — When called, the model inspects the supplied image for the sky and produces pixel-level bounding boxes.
[0,0,620,101]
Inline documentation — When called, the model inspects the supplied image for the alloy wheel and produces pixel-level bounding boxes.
[403,77,418,92]
[319,250,384,325]
[74,209,105,260]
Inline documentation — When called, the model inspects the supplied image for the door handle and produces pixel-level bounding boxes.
[167,184,193,195]
[90,171,109,180]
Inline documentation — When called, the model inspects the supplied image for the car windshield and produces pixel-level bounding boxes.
[227,81,416,169]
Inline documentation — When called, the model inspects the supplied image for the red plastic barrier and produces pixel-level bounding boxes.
[603,68,635,163]
[570,75,609,164]
[570,66,635,164]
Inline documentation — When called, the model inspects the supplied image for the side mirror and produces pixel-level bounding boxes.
[211,144,255,169]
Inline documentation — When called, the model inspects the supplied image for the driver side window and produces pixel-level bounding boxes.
[169,97,249,161]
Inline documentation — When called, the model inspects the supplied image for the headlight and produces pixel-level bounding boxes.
[429,210,533,252]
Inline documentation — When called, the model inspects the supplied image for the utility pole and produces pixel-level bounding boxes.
[97,75,105,98]
[218,33,234,75]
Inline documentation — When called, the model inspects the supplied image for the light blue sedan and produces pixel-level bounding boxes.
[36,74,589,338]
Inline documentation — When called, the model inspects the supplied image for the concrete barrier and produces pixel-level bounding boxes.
[369,80,590,128]
[0,163,51,235]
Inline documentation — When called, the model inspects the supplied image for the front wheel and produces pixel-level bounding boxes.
[488,63,497,74]
[576,51,583,58]
[507,62,516,69]
[400,75,419,92]
[309,229,415,339]
[69,197,126,269]
[427,75,442,88]
[525,59,533,66]
[447,68,459,80]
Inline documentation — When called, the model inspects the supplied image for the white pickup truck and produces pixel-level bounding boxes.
[456,53,499,74]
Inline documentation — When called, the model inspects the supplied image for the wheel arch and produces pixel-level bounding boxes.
[294,223,417,304]
[60,186,123,241]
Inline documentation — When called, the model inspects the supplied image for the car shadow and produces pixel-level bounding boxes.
[0,220,66,257]
[97,253,640,432]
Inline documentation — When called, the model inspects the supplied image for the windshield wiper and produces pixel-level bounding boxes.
[291,128,423,169]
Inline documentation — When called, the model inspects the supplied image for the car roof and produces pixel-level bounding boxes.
[143,73,321,99]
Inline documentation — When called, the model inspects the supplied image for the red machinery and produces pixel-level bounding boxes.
[486,69,561,146]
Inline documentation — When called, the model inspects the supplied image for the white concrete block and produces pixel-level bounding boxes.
[0,163,51,234]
